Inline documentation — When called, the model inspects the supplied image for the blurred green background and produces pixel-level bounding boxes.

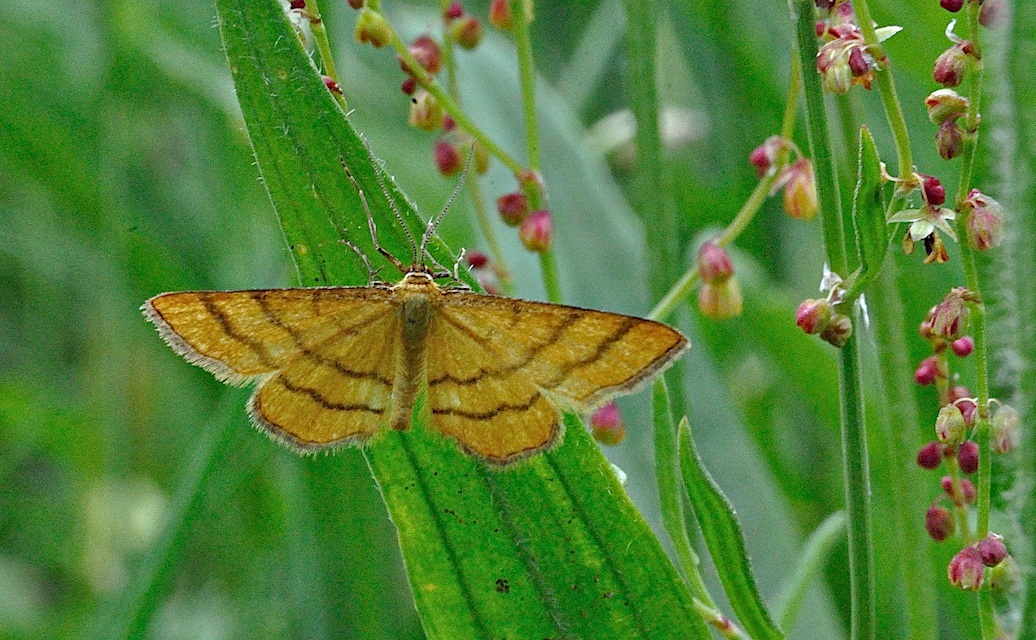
[0,0,1027,638]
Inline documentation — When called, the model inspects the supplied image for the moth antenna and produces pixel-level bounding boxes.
[421,145,474,259]
[359,137,420,267]
[341,156,408,274]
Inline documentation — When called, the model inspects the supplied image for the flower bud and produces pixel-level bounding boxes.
[926,88,969,125]
[401,35,441,76]
[935,404,966,445]
[989,555,1020,592]
[697,242,734,284]
[948,546,984,590]
[821,56,853,95]
[819,313,852,347]
[782,159,819,220]
[914,356,942,385]
[489,0,513,30]
[979,0,1006,29]
[408,90,443,130]
[991,404,1020,454]
[449,16,484,50]
[951,336,974,357]
[931,289,971,341]
[962,189,1005,251]
[933,43,971,87]
[519,209,552,253]
[936,120,964,160]
[977,534,1008,567]
[749,136,788,176]
[957,441,979,474]
[926,504,955,541]
[922,175,946,207]
[434,140,463,177]
[917,441,945,470]
[940,0,964,12]
[472,141,490,174]
[496,192,529,226]
[322,75,342,96]
[465,250,490,270]
[289,0,306,10]
[443,1,464,20]
[796,298,832,335]
[355,7,394,48]
[942,476,976,505]
[347,0,364,8]
[590,402,626,446]
[400,76,417,95]
[698,278,743,320]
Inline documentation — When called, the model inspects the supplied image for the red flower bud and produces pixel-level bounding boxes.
[697,242,734,284]
[590,402,626,446]
[948,546,984,590]
[933,43,970,87]
[914,356,941,385]
[796,298,832,335]
[496,192,528,226]
[489,0,513,30]
[465,250,490,270]
[957,440,979,474]
[443,1,464,21]
[401,35,441,76]
[977,534,1008,567]
[917,441,945,470]
[926,504,955,541]
[940,0,964,12]
[922,175,946,207]
[449,16,484,50]
[951,336,974,357]
[434,140,463,177]
[942,476,976,505]
[519,209,553,253]
[936,120,964,160]
[819,313,852,348]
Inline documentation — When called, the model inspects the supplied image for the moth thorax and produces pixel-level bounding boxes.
[400,294,433,343]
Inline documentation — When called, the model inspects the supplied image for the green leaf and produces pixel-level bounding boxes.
[849,125,888,297]
[215,1,706,637]
[678,418,784,640]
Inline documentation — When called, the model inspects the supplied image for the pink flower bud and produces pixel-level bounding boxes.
[922,175,946,207]
[962,190,1005,251]
[698,279,743,321]
[400,76,417,95]
[434,140,463,177]
[957,441,979,474]
[489,0,513,30]
[749,136,788,176]
[400,35,442,76]
[940,0,964,12]
[977,534,1008,567]
[408,90,443,130]
[935,404,966,445]
[926,504,955,541]
[979,0,1006,29]
[926,88,969,125]
[355,7,394,48]
[796,298,832,335]
[697,242,734,284]
[917,441,945,470]
[951,336,974,357]
[782,159,819,220]
[942,476,976,505]
[914,356,942,385]
[948,546,984,590]
[933,43,970,87]
[289,0,306,9]
[519,209,553,253]
[590,402,626,446]
[465,250,490,270]
[819,313,853,348]
[496,192,528,226]
[449,16,484,50]
[991,405,1020,454]
[443,1,464,21]
[322,75,342,96]
[931,289,971,341]
[936,120,964,160]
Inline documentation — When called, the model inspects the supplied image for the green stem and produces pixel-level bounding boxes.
[851,0,913,180]
[304,0,348,111]
[511,0,540,172]
[838,334,876,640]
[793,3,873,638]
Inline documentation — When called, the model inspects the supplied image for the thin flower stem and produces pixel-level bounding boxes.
[437,0,513,294]
[304,0,348,112]
[510,0,541,173]
[851,0,914,179]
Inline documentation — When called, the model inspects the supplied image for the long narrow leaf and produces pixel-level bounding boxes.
[216,1,706,637]
[678,418,783,640]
